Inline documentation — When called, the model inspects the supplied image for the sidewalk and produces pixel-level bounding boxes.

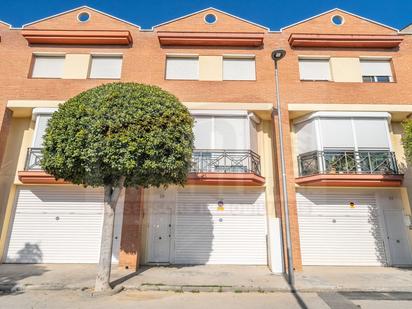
[1,264,411,293]
[295,266,412,292]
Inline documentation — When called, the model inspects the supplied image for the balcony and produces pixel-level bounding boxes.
[24,147,43,171]
[189,149,264,186]
[19,148,265,186]
[296,150,403,187]
[191,149,261,175]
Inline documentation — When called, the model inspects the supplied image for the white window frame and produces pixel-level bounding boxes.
[298,58,331,81]
[191,110,251,150]
[31,54,65,79]
[360,59,394,83]
[165,55,199,80]
[294,112,392,154]
[222,55,256,81]
[88,54,123,79]
[31,108,57,148]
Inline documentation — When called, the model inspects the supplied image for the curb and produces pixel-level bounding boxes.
[1,283,412,294]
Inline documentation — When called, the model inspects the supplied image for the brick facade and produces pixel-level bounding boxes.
[0,7,411,272]
[119,187,144,269]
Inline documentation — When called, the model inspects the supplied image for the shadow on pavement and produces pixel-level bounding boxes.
[0,264,48,295]
[110,266,151,288]
[284,273,309,309]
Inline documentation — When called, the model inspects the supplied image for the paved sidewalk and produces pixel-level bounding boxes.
[0,264,288,292]
[295,266,412,292]
[1,264,411,293]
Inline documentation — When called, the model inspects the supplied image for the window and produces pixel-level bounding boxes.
[165,56,199,80]
[298,59,331,81]
[31,55,65,78]
[331,15,344,26]
[361,60,393,83]
[193,115,249,149]
[33,114,52,148]
[89,56,122,79]
[223,57,256,81]
[204,13,217,24]
[294,113,391,155]
[77,12,90,23]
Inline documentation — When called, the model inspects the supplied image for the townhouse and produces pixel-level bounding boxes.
[0,7,282,271]
[279,10,412,267]
[0,6,411,272]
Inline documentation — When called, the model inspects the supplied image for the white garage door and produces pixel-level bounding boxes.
[6,186,123,264]
[175,187,267,265]
[297,189,387,266]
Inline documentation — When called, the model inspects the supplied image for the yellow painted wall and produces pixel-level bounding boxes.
[390,122,412,244]
[257,119,281,271]
[199,56,223,81]
[62,54,91,79]
[330,57,363,82]
[0,117,33,259]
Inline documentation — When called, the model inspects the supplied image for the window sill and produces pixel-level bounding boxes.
[30,77,63,80]
[300,79,331,82]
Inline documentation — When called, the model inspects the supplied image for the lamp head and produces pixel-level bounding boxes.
[271,49,286,61]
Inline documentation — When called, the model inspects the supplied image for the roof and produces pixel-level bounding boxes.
[22,5,140,29]
[281,8,398,32]
[152,7,269,31]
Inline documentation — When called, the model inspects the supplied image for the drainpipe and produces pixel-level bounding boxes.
[271,49,295,286]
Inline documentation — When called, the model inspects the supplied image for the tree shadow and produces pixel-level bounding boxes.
[0,243,47,295]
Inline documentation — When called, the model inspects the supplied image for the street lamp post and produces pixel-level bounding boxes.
[271,49,295,286]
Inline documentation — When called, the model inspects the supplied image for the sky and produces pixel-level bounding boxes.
[0,0,410,30]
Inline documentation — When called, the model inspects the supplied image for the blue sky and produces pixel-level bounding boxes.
[0,0,410,30]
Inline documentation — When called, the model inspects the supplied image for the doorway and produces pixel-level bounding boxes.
[148,208,172,264]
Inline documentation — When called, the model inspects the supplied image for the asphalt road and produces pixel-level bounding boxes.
[0,290,412,309]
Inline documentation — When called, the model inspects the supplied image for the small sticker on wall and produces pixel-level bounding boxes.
[217,200,224,211]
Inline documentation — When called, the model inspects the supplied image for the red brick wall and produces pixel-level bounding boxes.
[1,7,411,271]
[119,187,144,269]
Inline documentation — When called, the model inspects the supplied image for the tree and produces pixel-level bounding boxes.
[41,82,194,291]
[403,120,412,163]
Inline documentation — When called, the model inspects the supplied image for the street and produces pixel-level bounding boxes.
[1,290,412,309]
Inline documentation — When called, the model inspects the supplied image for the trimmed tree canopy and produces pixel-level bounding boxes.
[41,82,194,188]
[402,120,412,163]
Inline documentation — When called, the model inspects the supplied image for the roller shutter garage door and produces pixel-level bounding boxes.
[6,186,122,264]
[175,187,267,265]
[297,189,387,266]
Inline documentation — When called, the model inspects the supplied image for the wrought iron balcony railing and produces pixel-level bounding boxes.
[25,147,43,171]
[24,148,262,176]
[298,150,400,177]
[191,149,261,175]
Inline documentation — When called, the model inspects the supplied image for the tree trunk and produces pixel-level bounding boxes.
[95,180,125,292]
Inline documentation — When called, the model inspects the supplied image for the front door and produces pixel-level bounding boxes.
[384,209,412,266]
[148,209,172,263]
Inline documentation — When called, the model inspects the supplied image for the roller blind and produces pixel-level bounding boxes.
[360,60,392,77]
[320,118,354,148]
[166,57,199,80]
[295,120,318,154]
[214,116,248,149]
[33,115,52,147]
[223,58,256,80]
[32,56,65,78]
[353,118,390,149]
[193,116,213,149]
[89,56,122,79]
[193,116,248,149]
[299,59,331,81]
